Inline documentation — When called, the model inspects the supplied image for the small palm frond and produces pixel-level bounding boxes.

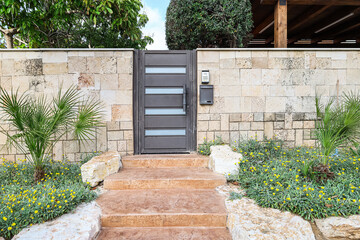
[0,88,28,131]
[50,86,81,133]
[73,97,104,141]
[315,91,360,165]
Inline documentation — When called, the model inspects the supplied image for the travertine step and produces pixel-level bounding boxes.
[104,167,225,190]
[96,189,227,228]
[122,154,208,168]
[97,227,232,240]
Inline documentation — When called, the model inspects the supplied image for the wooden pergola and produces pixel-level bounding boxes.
[249,0,360,48]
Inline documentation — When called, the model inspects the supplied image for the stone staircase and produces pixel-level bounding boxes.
[96,154,232,240]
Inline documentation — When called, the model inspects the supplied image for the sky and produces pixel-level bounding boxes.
[142,0,171,50]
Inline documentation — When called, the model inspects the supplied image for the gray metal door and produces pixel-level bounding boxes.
[134,50,197,154]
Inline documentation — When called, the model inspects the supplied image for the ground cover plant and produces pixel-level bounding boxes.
[228,138,360,220]
[198,137,224,155]
[0,154,98,240]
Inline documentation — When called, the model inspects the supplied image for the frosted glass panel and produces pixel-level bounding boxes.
[145,67,186,74]
[145,108,185,115]
[145,129,186,136]
[145,88,183,94]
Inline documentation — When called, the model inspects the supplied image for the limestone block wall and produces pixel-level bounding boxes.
[197,49,360,148]
[0,49,134,162]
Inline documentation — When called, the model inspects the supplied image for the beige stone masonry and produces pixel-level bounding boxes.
[197,49,360,147]
[0,49,134,161]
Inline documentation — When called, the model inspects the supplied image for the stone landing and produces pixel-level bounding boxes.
[96,154,231,239]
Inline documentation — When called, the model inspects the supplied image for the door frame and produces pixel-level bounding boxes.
[133,50,197,154]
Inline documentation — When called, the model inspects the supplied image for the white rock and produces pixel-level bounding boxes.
[14,201,101,240]
[81,151,122,187]
[315,215,360,239]
[217,185,316,240]
[209,145,242,175]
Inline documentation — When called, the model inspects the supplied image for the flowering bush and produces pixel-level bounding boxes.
[229,140,360,220]
[0,157,97,239]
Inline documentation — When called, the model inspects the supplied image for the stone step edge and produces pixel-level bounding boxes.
[97,226,232,240]
[122,154,206,159]
[100,227,229,230]
[104,179,226,190]
[101,213,227,228]
[105,176,225,180]
[122,159,209,168]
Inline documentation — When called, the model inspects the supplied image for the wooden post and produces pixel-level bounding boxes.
[274,0,287,48]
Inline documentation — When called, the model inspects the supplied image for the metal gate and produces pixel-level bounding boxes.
[134,50,197,154]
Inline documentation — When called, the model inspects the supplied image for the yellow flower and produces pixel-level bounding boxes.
[8,227,12,231]
[35,210,38,214]
[2,217,7,221]
[311,209,313,212]
[11,223,16,226]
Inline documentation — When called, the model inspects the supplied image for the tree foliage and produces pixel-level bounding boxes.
[166,0,253,50]
[0,0,153,49]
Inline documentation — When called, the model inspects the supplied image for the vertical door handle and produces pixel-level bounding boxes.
[183,84,187,113]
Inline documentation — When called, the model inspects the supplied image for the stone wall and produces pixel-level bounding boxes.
[197,49,360,147]
[1,49,359,160]
[0,49,134,162]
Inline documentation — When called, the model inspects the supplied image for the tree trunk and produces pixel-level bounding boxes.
[34,166,46,182]
[4,33,14,49]
[0,28,19,49]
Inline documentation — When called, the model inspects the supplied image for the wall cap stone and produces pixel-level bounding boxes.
[0,48,134,52]
[197,48,360,51]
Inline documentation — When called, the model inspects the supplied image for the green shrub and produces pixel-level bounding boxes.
[166,0,253,49]
[229,140,360,220]
[198,137,224,155]
[0,155,98,240]
[0,87,103,181]
[315,92,360,166]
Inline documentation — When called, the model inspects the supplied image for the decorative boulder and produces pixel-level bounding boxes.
[81,151,122,187]
[209,145,242,175]
[13,201,101,240]
[315,215,360,239]
[217,185,316,240]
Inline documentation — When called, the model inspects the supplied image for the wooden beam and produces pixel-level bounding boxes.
[307,10,360,44]
[274,0,287,48]
[252,14,274,37]
[261,0,360,5]
[287,7,359,44]
[288,6,331,32]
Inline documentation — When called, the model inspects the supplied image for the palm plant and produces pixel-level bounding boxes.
[0,86,103,181]
[315,92,360,166]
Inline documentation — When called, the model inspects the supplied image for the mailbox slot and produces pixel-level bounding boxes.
[200,85,213,105]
